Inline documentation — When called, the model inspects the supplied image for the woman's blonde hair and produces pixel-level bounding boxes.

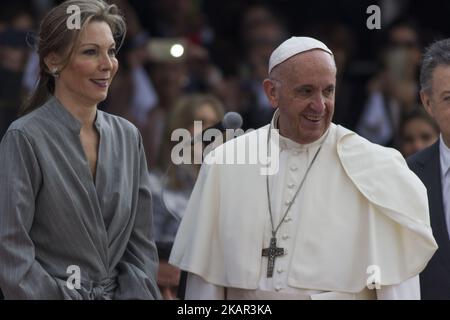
[159,94,225,190]
[21,0,126,115]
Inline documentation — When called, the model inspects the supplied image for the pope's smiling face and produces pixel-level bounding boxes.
[264,50,337,144]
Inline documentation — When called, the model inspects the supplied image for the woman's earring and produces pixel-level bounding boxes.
[51,67,60,78]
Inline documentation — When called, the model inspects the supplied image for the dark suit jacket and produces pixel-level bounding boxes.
[408,140,450,299]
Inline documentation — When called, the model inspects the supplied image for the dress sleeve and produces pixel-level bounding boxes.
[114,131,161,300]
[0,130,82,299]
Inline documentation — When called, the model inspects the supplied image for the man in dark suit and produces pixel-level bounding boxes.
[408,38,450,299]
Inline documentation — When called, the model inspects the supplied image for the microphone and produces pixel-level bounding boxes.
[192,111,243,145]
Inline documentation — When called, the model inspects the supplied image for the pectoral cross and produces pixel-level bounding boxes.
[261,237,285,277]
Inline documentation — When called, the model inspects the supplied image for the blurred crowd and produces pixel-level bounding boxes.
[1,0,449,299]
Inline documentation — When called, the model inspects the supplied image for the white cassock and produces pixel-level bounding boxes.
[170,109,438,300]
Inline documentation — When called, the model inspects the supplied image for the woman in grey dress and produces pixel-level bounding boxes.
[0,0,160,299]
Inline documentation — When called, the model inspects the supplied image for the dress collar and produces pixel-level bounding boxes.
[44,95,102,134]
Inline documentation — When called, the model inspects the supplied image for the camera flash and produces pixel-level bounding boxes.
[170,44,184,58]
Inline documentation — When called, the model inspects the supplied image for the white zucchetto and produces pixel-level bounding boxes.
[268,36,333,74]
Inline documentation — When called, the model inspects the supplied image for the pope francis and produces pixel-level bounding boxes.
[169,36,438,300]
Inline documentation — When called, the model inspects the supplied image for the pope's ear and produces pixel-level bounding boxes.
[263,78,278,109]
[420,90,434,117]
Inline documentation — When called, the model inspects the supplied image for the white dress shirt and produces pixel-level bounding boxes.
[440,136,450,239]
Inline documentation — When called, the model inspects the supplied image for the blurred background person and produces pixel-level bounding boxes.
[400,107,439,158]
[140,38,226,167]
[237,4,287,130]
[141,58,189,167]
[105,0,158,127]
[301,21,368,131]
[0,3,35,138]
[356,18,423,147]
[150,93,225,299]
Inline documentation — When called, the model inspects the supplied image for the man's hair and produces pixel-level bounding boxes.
[420,38,450,93]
